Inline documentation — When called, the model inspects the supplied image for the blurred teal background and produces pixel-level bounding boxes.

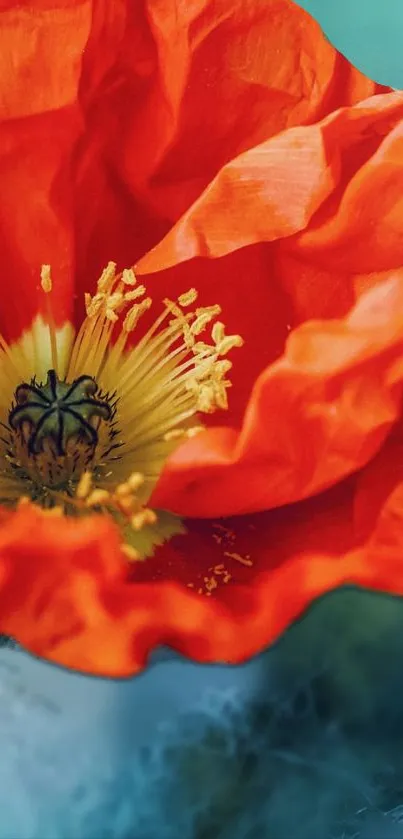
[296,0,402,88]
[4,590,403,838]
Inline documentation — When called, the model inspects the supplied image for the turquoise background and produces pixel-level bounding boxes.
[6,590,403,838]
[296,0,402,88]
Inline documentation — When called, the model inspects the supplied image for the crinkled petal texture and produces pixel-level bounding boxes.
[0,0,385,337]
[3,279,403,676]
[137,92,403,517]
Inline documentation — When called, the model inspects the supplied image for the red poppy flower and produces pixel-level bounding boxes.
[0,0,402,677]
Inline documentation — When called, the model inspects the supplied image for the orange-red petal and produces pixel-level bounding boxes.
[152,272,403,517]
[4,460,403,677]
[72,0,387,297]
[118,0,386,221]
[0,484,362,675]
[0,2,92,338]
[293,118,403,273]
[136,92,403,274]
[332,480,403,601]
[0,0,388,333]
[0,503,136,675]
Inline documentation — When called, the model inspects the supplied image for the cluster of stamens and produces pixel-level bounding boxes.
[74,469,156,561]
[0,262,243,559]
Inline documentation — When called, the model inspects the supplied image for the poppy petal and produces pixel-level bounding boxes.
[151,272,403,517]
[294,118,403,273]
[0,483,358,675]
[72,0,387,290]
[0,0,389,334]
[0,2,92,337]
[336,481,403,598]
[1,468,398,678]
[0,503,135,676]
[123,0,386,221]
[135,92,403,274]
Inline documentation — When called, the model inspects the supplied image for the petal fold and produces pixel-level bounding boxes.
[74,0,387,288]
[136,92,403,273]
[5,467,403,677]
[152,273,403,517]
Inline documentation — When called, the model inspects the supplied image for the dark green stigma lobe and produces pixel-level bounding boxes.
[8,369,112,456]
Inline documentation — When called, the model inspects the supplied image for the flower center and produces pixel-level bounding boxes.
[0,262,243,559]
[6,369,116,501]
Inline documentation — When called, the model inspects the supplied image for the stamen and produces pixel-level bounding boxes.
[76,470,92,500]
[178,289,198,307]
[40,264,52,294]
[131,509,157,530]
[86,489,111,506]
[0,263,243,563]
[123,299,152,333]
[122,268,137,287]
[121,544,141,562]
[40,265,59,376]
